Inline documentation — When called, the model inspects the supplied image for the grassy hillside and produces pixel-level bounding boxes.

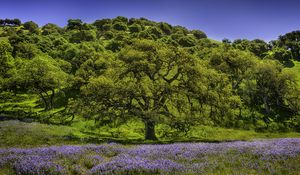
[0,17,300,144]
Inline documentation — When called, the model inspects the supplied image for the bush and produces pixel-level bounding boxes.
[178,36,196,47]
[191,30,207,39]
[129,24,142,33]
[112,22,127,31]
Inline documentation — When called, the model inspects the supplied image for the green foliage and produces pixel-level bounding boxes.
[14,42,41,59]
[112,22,128,31]
[232,39,268,58]
[69,30,96,43]
[0,18,21,26]
[191,29,207,39]
[277,30,300,60]
[0,17,300,141]
[129,24,142,33]
[265,47,293,65]
[105,40,123,52]
[159,22,172,35]
[11,56,69,110]
[178,36,196,47]
[67,19,83,30]
[93,19,112,30]
[42,23,63,35]
[0,40,14,78]
[23,21,39,33]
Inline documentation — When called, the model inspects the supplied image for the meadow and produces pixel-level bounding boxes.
[0,138,299,175]
[1,17,300,174]
[1,120,300,174]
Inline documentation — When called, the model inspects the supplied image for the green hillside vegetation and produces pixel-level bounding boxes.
[290,61,300,87]
[0,17,300,142]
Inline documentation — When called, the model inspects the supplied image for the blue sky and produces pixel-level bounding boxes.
[1,0,299,41]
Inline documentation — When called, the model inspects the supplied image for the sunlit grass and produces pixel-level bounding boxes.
[291,60,300,87]
[1,120,300,148]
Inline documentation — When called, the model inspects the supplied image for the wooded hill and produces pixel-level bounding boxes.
[0,17,300,140]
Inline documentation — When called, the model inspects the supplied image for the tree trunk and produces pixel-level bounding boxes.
[38,92,49,111]
[263,96,270,114]
[144,120,157,140]
[49,89,55,110]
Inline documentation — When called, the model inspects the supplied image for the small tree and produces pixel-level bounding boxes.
[15,56,69,110]
[23,21,39,33]
[112,22,127,31]
[191,30,207,39]
[67,19,83,30]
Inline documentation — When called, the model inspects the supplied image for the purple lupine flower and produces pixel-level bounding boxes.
[0,138,299,174]
[13,155,65,175]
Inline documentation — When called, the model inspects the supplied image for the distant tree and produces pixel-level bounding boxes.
[129,24,142,33]
[138,30,154,40]
[232,39,269,58]
[23,21,39,33]
[0,19,4,26]
[103,31,114,39]
[67,19,83,30]
[159,22,172,35]
[173,26,189,35]
[112,22,127,31]
[42,23,63,35]
[277,30,300,60]
[105,40,123,52]
[191,30,207,39]
[222,38,231,44]
[36,36,54,53]
[146,26,163,39]
[249,39,269,58]
[14,42,40,59]
[265,47,293,64]
[93,19,111,30]
[178,36,196,47]
[1,18,21,26]
[113,16,128,23]
[12,18,21,26]
[102,24,112,31]
[69,30,96,43]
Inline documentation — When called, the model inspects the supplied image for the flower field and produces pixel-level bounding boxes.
[0,138,300,175]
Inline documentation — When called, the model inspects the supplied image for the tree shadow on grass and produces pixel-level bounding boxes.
[283,60,295,68]
[65,135,244,145]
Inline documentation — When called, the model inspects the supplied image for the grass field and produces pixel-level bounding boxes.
[1,120,300,148]
[1,119,300,174]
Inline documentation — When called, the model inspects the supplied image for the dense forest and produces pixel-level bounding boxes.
[0,17,300,140]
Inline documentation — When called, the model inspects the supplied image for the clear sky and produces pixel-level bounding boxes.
[1,0,299,41]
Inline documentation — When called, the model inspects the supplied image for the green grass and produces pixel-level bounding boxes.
[188,125,300,142]
[290,60,300,87]
[1,119,299,148]
[0,120,86,148]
